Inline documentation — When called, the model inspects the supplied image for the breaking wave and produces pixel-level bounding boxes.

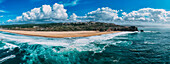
[0,29,169,64]
[0,31,135,63]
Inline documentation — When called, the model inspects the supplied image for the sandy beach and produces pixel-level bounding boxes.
[0,29,121,38]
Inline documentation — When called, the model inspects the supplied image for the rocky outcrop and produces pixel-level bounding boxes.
[114,26,138,31]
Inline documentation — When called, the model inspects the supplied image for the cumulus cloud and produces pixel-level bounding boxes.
[121,8,170,22]
[70,8,170,22]
[74,7,119,21]
[122,12,127,16]
[120,9,123,11]
[10,4,170,22]
[13,3,68,22]
[69,13,77,20]
[7,19,12,22]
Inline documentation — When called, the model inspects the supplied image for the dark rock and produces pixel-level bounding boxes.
[129,26,138,31]
[140,30,144,32]
[13,47,20,53]
[20,50,26,54]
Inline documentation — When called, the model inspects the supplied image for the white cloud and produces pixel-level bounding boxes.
[69,8,170,22]
[0,15,3,17]
[75,7,119,21]
[52,3,68,20]
[121,8,169,22]
[122,12,127,16]
[63,0,79,6]
[7,19,12,22]
[13,3,68,22]
[9,5,170,23]
[0,10,8,13]
[69,13,77,20]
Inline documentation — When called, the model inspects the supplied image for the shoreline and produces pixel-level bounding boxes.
[0,29,121,38]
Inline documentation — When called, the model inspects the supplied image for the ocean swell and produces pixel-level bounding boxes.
[0,31,135,64]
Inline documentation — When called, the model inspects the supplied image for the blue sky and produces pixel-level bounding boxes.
[0,0,170,23]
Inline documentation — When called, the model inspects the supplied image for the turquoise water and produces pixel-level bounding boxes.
[0,27,169,64]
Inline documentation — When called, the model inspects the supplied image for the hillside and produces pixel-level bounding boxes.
[0,21,138,31]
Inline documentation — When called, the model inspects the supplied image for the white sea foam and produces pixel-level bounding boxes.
[0,31,135,52]
[0,33,70,46]
[60,32,135,52]
[0,55,16,63]
[143,31,159,33]
[0,42,18,50]
[0,31,136,64]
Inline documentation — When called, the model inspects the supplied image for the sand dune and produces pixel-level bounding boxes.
[0,29,121,38]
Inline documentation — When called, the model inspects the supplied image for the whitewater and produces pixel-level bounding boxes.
[0,26,169,64]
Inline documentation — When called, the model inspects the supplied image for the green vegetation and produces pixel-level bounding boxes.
[0,21,138,31]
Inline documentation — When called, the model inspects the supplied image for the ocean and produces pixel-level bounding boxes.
[0,26,169,64]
